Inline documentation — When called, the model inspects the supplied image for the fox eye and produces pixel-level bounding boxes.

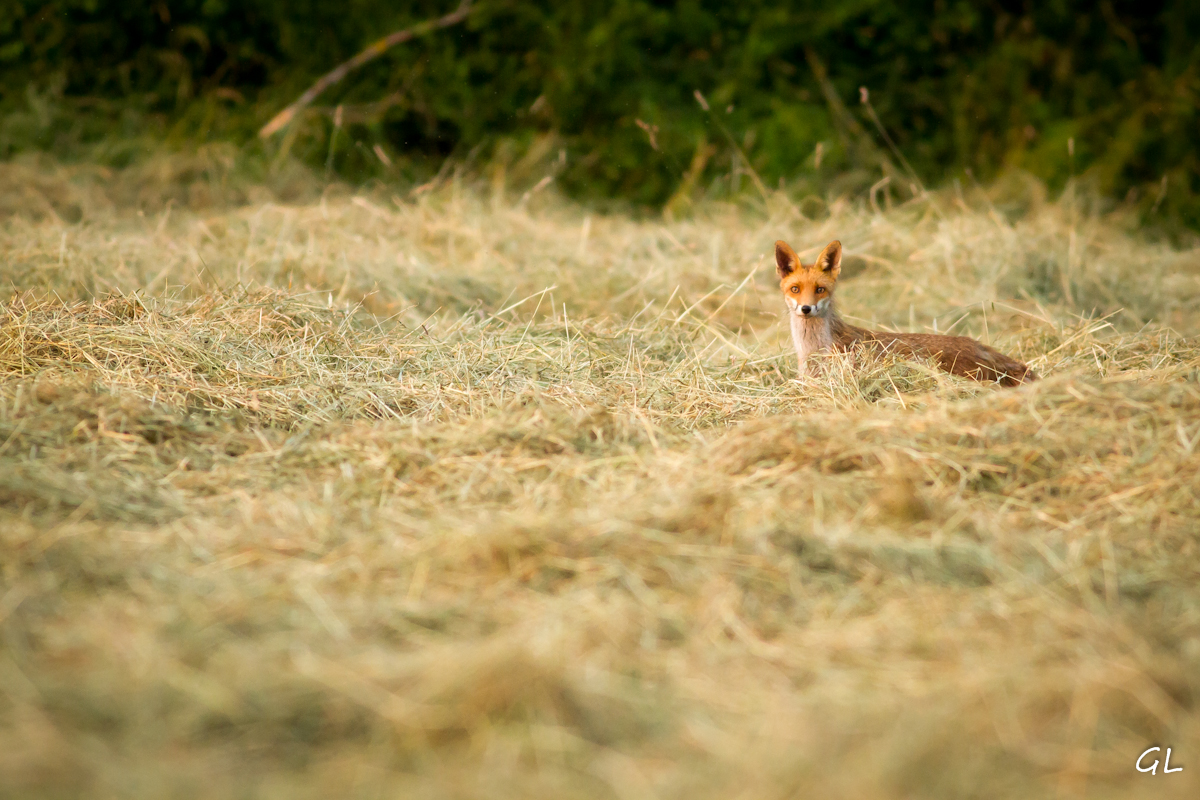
[790,286,800,293]
[815,287,826,294]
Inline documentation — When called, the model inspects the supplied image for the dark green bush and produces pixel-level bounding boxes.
[2,1,1197,225]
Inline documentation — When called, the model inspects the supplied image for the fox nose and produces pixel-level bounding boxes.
[800,305,813,315]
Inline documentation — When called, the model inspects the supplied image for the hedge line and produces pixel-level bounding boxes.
[2,1,1198,225]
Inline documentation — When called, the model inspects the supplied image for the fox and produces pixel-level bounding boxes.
[775,239,1036,387]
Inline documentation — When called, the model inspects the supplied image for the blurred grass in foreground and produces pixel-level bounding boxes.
[1,160,1199,799]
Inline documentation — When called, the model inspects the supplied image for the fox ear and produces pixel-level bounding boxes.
[815,240,842,277]
[775,240,800,278]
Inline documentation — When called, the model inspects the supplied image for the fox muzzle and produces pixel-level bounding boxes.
[792,297,830,317]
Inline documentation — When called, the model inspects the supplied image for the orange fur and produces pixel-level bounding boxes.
[775,239,1037,387]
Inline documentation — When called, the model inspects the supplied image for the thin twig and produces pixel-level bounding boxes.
[259,0,474,139]
[693,89,771,206]
[804,47,899,181]
[858,86,925,194]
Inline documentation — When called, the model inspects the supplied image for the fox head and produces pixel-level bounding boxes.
[775,239,842,319]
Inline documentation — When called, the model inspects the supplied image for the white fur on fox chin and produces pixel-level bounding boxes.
[787,301,833,378]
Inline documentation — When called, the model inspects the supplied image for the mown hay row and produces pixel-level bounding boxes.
[2,176,1199,799]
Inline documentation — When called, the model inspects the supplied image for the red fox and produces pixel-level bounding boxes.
[775,239,1036,386]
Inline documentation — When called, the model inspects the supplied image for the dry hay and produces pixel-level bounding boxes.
[2,163,1200,799]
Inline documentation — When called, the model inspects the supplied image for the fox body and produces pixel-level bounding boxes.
[776,239,1036,387]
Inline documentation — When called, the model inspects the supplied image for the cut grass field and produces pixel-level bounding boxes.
[2,157,1200,799]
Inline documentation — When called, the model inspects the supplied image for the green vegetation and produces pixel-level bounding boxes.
[3,1,1198,225]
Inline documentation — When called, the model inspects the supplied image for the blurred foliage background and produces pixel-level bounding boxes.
[1,0,1198,226]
